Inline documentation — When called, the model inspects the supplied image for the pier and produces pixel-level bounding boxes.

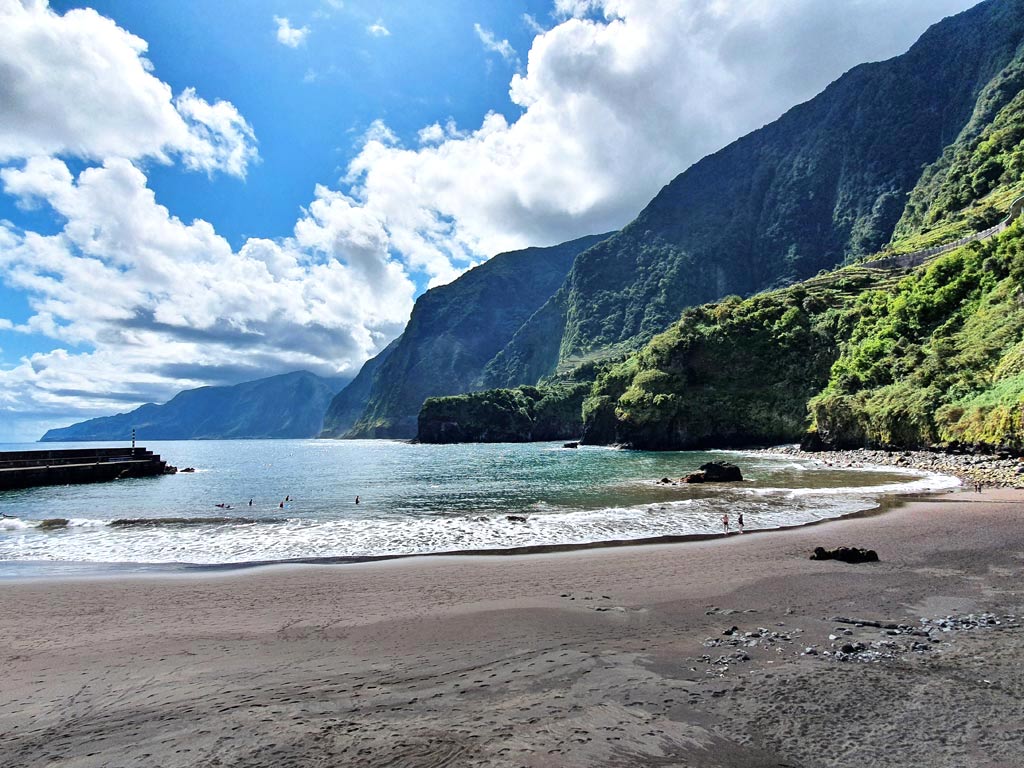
[0,447,173,492]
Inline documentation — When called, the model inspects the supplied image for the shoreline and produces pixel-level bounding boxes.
[2,486,1023,766]
[0,475,961,582]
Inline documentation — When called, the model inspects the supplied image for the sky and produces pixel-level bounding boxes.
[0,0,982,441]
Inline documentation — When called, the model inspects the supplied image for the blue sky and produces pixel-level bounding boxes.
[0,0,980,440]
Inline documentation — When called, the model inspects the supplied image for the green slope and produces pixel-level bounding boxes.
[809,225,1024,451]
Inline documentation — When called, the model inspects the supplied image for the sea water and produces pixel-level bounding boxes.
[0,439,959,577]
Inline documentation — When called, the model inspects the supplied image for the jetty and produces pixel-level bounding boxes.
[0,447,174,492]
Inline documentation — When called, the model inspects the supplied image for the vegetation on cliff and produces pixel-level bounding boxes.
[809,224,1024,451]
[417,383,590,444]
[580,267,896,448]
[581,222,1024,453]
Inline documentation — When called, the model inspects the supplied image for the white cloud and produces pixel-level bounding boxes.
[366,19,390,37]
[522,14,546,35]
[0,159,415,437]
[474,23,519,66]
[274,15,309,48]
[0,0,257,177]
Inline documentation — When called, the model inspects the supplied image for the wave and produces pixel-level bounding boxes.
[0,516,282,531]
[108,516,272,528]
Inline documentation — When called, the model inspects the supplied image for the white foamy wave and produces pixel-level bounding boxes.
[0,518,29,531]
[65,518,110,528]
[741,470,960,499]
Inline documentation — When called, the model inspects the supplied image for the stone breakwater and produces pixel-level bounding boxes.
[754,445,1024,488]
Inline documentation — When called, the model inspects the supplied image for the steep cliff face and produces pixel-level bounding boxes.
[340,233,610,439]
[319,337,400,438]
[489,0,1024,386]
[41,371,347,442]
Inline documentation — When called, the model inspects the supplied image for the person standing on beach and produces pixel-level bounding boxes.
[722,512,729,532]
[738,512,744,532]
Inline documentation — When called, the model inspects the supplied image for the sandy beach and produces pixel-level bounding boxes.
[2,487,1023,767]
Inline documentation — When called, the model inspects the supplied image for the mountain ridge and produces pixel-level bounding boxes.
[41,370,347,442]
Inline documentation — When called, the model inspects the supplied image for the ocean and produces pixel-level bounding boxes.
[0,439,959,578]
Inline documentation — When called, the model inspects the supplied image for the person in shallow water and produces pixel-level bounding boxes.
[738,512,744,532]
[355,496,360,504]
[721,512,729,532]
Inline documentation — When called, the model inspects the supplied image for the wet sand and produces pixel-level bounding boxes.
[2,487,1023,767]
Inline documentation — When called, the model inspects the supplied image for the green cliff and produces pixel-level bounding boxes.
[809,225,1024,451]
[581,38,1024,452]
[581,218,1024,452]
[418,383,590,444]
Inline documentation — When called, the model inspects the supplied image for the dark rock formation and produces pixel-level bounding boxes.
[683,461,744,483]
[810,546,880,564]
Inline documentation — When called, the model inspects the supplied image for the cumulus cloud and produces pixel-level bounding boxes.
[0,159,415,437]
[0,0,257,177]
[274,15,309,47]
[474,23,520,66]
[366,19,390,37]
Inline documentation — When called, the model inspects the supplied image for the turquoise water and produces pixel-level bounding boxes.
[0,439,958,576]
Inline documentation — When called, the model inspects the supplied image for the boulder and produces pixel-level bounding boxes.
[506,515,528,523]
[562,441,580,449]
[701,461,743,481]
[38,518,69,530]
[810,546,879,564]
[682,461,743,483]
